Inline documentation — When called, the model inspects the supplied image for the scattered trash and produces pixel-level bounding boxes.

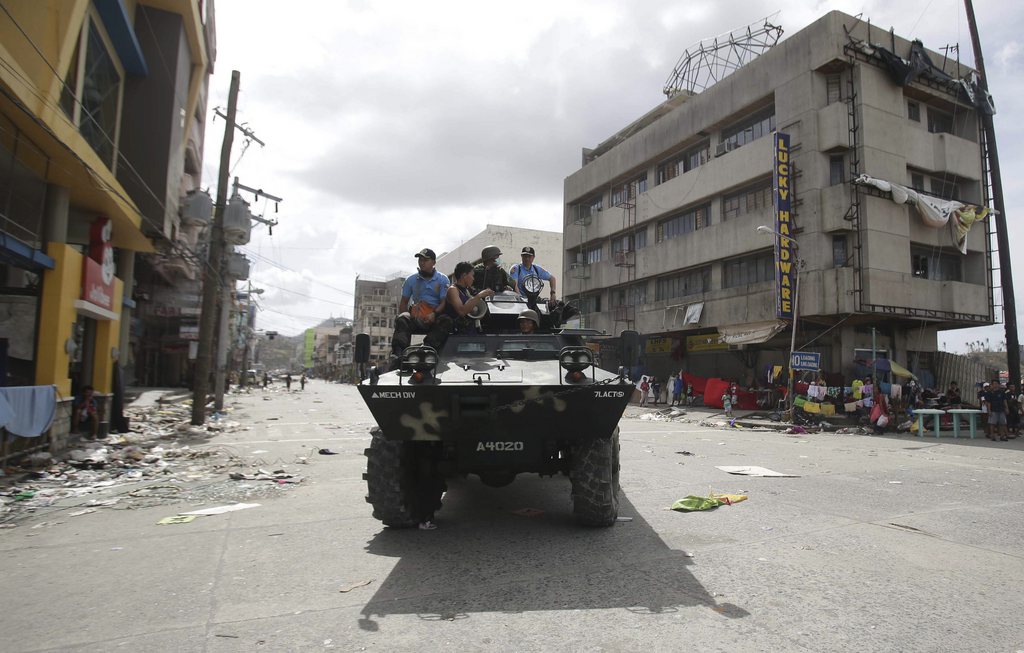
[251,450,269,455]
[616,516,633,522]
[317,448,339,456]
[716,466,799,478]
[671,493,748,512]
[68,508,97,517]
[13,491,35,501]
[229,471,302,483]
[418,520,437,530]
[157,515,197,525]
[511,508,544,517]
[785,426,808,434]
[181,502,260,516]
[888,481,903,484]
[675,451,695,456]
[338,579,374,593]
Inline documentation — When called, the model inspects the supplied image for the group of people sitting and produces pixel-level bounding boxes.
[388,245,557,369]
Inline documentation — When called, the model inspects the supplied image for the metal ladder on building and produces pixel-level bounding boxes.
[979,126,1001,324]
[843,53,865,313]
[613,181,638,332]
[569,203,593,328]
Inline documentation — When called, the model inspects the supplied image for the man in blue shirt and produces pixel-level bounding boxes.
[509,246,557,306]
[391,248,453,368]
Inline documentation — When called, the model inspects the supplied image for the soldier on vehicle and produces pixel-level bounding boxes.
[517,309,539,334]
[473,246,514,293]
[391,248,453,369]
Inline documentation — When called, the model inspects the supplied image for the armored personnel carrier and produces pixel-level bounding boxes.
[356,290,633,527]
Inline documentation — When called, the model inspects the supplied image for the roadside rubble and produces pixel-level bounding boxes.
[0,400,304,528]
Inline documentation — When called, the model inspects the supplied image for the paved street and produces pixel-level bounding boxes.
[2,381,1023,652]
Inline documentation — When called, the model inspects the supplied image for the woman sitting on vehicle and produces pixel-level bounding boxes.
[444,262,494,332]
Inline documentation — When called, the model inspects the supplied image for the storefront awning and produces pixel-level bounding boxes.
[717,320,788,345]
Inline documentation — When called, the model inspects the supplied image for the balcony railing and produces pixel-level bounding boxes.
[570,263,590,279]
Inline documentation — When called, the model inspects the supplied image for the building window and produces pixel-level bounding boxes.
[576,294,602,313]
[656,204,710,242]
[720,108,776,151]
[582,244,603,264]
[927,107,954,135]
[59,12,124,169]
[826,74,842,104]
[930,176,960,200]
[907,101,921,122]
[611,174,648,206]
[611,283,647,307]
[657,142,710,185]
[722,181,772,220]
[570,195,604,224]
[655,266,711,301]
[611,229,647,255]
[723,251,775,288]
[829,155,845,186]
[832,235,847,267]
[910,172,925,190]
[911,246,962,281]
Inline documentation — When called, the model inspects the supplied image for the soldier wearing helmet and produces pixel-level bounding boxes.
[473,245,514,294]
[518,309,540,334]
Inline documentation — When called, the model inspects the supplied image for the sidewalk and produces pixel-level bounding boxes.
[623,401,858,432]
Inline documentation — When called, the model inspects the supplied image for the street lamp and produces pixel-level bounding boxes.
[756,225,802,416]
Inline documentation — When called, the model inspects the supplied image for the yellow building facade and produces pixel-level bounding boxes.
[0,1,210,407]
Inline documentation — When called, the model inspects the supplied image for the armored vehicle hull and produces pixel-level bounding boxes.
[358,293,632,527]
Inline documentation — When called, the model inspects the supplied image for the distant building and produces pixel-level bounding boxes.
[352,276,405,368]
[563,11,993,385]
[435,224,563,299]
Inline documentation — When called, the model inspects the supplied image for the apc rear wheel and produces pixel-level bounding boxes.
[363,428,444,528]
[570,427,620,527]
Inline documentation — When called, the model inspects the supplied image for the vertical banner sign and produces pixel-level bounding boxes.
[304,329,315,368]
[773,132,795,320]
[82,217,115,310]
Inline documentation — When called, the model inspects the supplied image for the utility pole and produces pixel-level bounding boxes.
[192,70,239,425]
[214,280,232,410]
[964,0,1019,386]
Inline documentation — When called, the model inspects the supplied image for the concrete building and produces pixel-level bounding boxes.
[352,276,405,369]
[563,11,993,387]
[435,224,563,298]
[0,1,212,448]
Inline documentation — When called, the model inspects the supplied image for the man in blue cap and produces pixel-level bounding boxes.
[390,248,452,370]
[510,246,557,306]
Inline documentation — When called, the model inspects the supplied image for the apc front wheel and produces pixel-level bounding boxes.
[363,428,444,528]
[570,427,620,527]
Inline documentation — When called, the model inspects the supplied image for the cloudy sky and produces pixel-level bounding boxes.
[202,0,1024,351]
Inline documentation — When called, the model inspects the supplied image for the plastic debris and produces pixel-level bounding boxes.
[338,579,374,593]
[181,502,260,516]
[716,466,799,477]
[157,515,197,525]
[317,448,339,455]
[671,493,748,512]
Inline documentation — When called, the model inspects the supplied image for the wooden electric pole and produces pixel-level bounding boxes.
[192,70,240,425]
[964,0,1020,386]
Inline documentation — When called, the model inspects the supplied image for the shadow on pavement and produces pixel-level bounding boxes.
[359,475,747,630]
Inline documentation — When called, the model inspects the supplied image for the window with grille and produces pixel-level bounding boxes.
[927,107,954,134]
[611,174,648,206]
[829,155,845,186]
[655,266,711,301]
[583,244,603,264]
[832,235,847,268]
[576,294,602,313]
[911,246,962,281]
[656,204,710,242]
[826,74,842,104]
[657,142,710,185]
[721,109,776,150]
[722,252,775,288]
[930,177,960,200]
[611,283,647,307]
[722,181,772,220]
[907,101,921,122]
[611,229,648,254]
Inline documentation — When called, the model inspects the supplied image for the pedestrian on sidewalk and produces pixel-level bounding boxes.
[672,373,683,406]
[262,372,269,389]
[300,374,307,391]
[639,377,650,407]
[652,379,662,406]
[286,373,292,392]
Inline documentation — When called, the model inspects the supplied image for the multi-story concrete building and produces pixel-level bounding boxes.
[435,224,563,299]
[0,1,212,446]
[353,276,405,368]
[563,11,994,386]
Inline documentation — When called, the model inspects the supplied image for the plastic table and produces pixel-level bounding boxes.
[946,408,984,439]
[913,409,946,438]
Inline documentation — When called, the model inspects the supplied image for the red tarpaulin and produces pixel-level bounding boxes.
[702,378,759,410]
[682,372,708,394]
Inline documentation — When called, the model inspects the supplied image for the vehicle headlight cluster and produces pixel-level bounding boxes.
[403,346,438,374]
[559,347,594,381]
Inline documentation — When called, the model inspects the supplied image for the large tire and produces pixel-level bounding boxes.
[363,428,444,528]
[569,427,620,527]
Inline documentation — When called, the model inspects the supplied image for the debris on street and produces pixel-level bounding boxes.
[716,466,799,477]
[338,579,374,593]
[181,502,260,516]
[1,400,302,528]
[671,492,748,512]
